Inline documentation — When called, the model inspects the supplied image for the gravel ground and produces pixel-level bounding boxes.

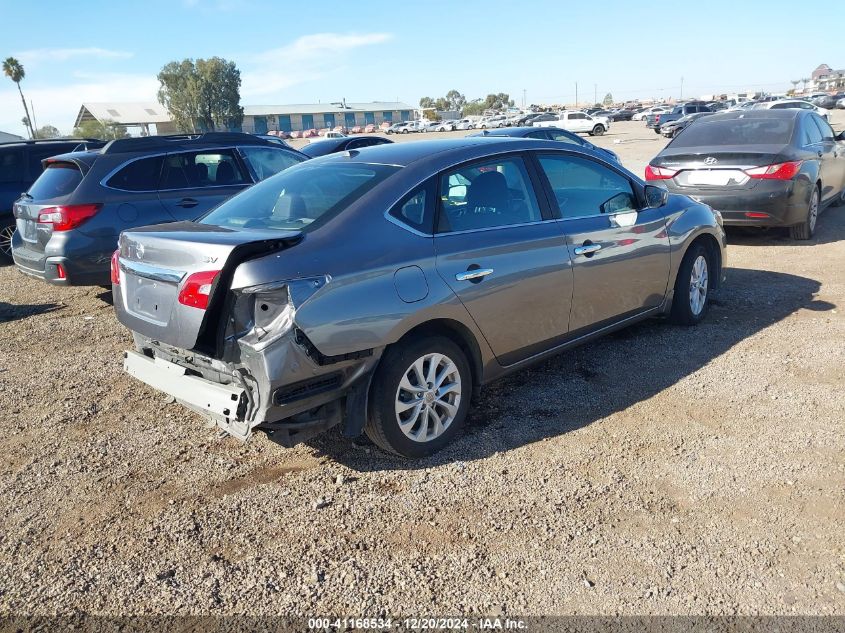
[1,118,844,618]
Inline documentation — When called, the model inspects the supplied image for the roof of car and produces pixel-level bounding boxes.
[701,109,804,121]
[312,136,614,170]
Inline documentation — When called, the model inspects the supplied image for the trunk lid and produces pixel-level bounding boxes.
[115,221,301,352]
[653,145,787,190]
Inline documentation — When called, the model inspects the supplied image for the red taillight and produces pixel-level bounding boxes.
[744,212,770,218]
[655,115,661,123]
[110,250,120,285]
[645,165,677,181]
[744,161,802,180]
[37,204,101,231]
[177,270,221,310]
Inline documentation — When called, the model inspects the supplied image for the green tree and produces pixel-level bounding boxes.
[35,125,61,139]
[445,89,466,111]
[603,92,614,107]
[462,99,485,116]
[3,57,34,139]
[157,57,244,133]
[482,93,514,111]
[73,119,129,140]
[419,96,435,108]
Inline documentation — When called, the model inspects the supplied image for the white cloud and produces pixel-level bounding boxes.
[240,32,392,98]
[0,73,159,136]
[15,47,133,65]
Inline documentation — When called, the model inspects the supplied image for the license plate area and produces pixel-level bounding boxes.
[684,169,749,186]
[125,274,178,325]
[17,218,37,243]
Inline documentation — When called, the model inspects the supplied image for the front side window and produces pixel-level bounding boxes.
[160,149,248,190]
[803,119,824,145]
[537,154,636,219]
[240,146,303,181]
[437,156,542,233]
[201,162,399,232]
[106,155,164,191]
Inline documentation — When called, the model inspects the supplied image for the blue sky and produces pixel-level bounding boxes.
[1,0,843,135]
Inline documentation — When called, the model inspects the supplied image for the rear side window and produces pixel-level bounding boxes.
[803,119,824,145]
[0,148,24,183]
[106,156,164,191]
[437,156,542,233]
[389,182,434,233]
[161,149,248,190]
[27,162,83,199]
[239,146,303,181]
[27,146,73,179]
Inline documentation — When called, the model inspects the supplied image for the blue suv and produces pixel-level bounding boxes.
[12,132,306,286]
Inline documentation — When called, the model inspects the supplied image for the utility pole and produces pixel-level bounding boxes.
[523,89,526,108]
[680,76,684,100]
[594,84,597,106]
[575,82,578,108]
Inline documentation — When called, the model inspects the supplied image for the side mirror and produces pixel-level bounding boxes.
[837,130,845,141]
[644,184,668,208]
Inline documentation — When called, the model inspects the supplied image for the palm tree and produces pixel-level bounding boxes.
[3,57,34,139]
[801,78,810,93]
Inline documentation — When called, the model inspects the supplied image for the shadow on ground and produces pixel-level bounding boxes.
[308,267,833,471]
[0,301,62,323]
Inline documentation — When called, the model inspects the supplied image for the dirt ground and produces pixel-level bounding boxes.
[1,116,844,618]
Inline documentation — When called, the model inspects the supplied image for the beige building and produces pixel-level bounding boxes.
[75,102,179,135]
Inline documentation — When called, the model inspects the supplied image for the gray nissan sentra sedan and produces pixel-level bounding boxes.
[113,137,727,458]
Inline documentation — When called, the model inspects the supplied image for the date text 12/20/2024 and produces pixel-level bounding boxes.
[307,617,529,630]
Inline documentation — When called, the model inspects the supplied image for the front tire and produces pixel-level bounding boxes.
[789,186,819,240]
[0,218,15,264]
[365,336,472,458]
[670,243,711,325]
[591,125,605,136]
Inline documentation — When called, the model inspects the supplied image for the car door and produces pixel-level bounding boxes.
[809,115,845,203]
[570,113,590,133]
[533,151,671,332]
[433,153,574,365]
[157,148,252,220]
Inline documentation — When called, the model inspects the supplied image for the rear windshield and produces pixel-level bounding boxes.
[27,162,83,199]
[670,118,794,147]
[200,162,400,232]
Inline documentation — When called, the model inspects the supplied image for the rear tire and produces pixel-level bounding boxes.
[365,336,472,458]
[789,186,819,240]
[0,218,15,265]
[670,243,712,326]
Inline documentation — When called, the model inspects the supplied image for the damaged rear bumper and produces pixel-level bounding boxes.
[124,329,381,447]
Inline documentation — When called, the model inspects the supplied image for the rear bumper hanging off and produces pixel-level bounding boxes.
[124,350,248,429]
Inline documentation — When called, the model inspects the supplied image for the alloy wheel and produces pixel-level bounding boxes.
[689,255,709,316]
[0,223,15,260]
[394,352,462,443]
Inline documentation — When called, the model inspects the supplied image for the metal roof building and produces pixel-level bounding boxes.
[74,101,416,135]
[0,131,25,143]
[74,102,178,135]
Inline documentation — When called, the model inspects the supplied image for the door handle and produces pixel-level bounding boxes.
[455,268,493,281]
[176,198,199,208]
[574,243,602,256]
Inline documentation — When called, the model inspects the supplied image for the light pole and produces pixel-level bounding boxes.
[594,84,597,106]
[680,76,684,100]
[575,82,578,108]
[523,89,526,108]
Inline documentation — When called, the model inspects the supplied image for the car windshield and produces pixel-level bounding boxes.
[200,162,400,232]
[669,118,794,147]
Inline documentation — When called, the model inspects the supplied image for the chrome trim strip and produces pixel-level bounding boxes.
[119,258,185,283]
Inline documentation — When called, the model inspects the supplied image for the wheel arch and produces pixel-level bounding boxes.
[387,318,484,390]
[685,232,723,290]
